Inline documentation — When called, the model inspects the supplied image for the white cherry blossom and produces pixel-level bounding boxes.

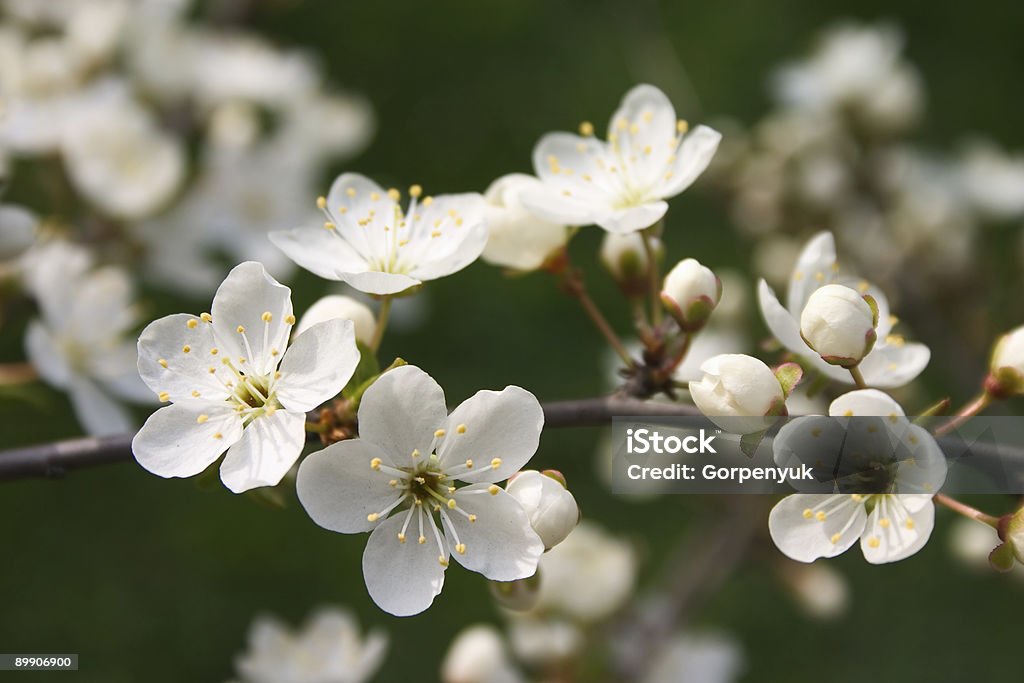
[271,174,488,295]
[768,389,947,564]
[480,173,569,271]
[758,231,930,387]
[133,261,359,493]
[296,364,545,616]
[521,84,721,234]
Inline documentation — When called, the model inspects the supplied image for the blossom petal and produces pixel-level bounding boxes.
[758,279,847,382]
[210,262,293,377]
[437,386,544,483]
[858,342,930,388]
[786,231,837,316]
[447,484,544,580]
[337,270,422,296]
[325,173,398,254]
[607,84,678,191]
[362,512,447,616]
[275,319,359,412]
[768,494,866,563]
[269,226,371,281]
[25,320,72,389]
[597,201,669,234]
[132,403,243,478]
[137,313,233,403]
[220,409,306,493]
[358,365,448,467]
[296,439,400,534]
[68,376,134,436]
[828,389,905,417]
[406,193,489,281]
[659,125,722,197]
[860,495,935,564]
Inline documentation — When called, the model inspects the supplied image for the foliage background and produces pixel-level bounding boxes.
[2,0,1023,680]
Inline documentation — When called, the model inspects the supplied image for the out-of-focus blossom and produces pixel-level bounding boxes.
[0,202,36,273]
[959,141,1024,220]
[233,606,387,683]
[778,562,850,619]
[505,616,582,666]
[441,625,523,683]
[480,174,569,271]
[642,633,743,683]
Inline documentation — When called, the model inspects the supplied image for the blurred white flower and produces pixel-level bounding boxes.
[533,521,636,622]
[61,83,185,219]
[521,84,721,234]
[759,231,930,387]
[959,141,1024,220]
[0,202,36,272]
[296,365,545,616]
[773,22,923,133]
[133,262,359,493]
[505,616,582,666]
[778,562,850,620]
[642,633,743,683]
[297,295,376,348]
[22,240,152,435]
[480,173,569,271]
[441,625,523,683]
[272,174,488,295]
[505,470,579,550]
[277,90,375,166]
[234,606,387,683]
[769,389,946,564]
[689,354,785,434]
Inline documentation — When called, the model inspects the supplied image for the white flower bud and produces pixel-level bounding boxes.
[988,326,1024,397]
[688,354,786,434]
[600,232,662,296]
[481,174,569,271]
[296,295,376,347]
[506,470,579,550]
[799,284,877,367]
[660,258,721,330]
[441,625,516,683]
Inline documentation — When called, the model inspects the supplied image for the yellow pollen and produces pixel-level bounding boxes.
[438,556,448,567]
[409,184,423,198]
[236,325,245,334]
[388,479,398,487]
[579,120,594,136]
[210,348,218,355]
[868,536,881,549]
[208,367,216,374]
[434,429,446,438]
[456,424,466,434]
[465,459,473,468]
[815,511,827,521]
[261,311,273,322]
[677,119,689,133]
[370,458,382,470]
[182,345,191,353]
[851,494,865,502]
[447,498,457,509]
[418,535,426,544]
[324,221,336,230]
[642,111,653,122]
[367,513,379,522]
[158,391,170,402]
[339,206,348,214]
[397,532,406,543]
[158,359,168,368]
[802,508,813,519]
[615,118,627,130]
[490,458,502,469]
[455,543,466,555]
[200,312,212,323]
[284,314,296,325]
[879,518,891,528]
[213,433,223,440]
[431,231,441,238]
[316,196,327,209]
[197,414,209,424]
[643,145,652,155]
[468,514,477,522]
[346,187,356,197]
[387,188,401,201]
[186,319,198,329]
[905,519,915,529]
[191,390,200,398]
[843,409,854,417]
[422,196,434,207]
[629,123,639,134]
[830,533,842,544]
[488,484,499,495]
[370,192,380,201]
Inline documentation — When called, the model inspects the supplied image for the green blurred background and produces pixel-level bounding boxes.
[3,0,1024,680]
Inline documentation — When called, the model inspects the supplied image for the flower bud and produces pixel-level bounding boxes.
[441,625,514,683]
[987,326,1024,397]
[481,174,570,271]
[296,295,376,347]
[688,354,786,434]
[799,284,878,367]
[600,232,662,297]
[660,258,721,331]
[506,470,579,550]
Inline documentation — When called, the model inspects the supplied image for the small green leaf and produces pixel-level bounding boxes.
[989,542,1015,572]
[342,342,381,400]
[740,430,767,457]
[773,362,804,398]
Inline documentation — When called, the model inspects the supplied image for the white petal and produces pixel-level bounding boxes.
[337,270,422,296]
[448,484,544,581]
[786,231,837,316]
[518,182,599,227]
[357,365,448,467]
[0,204,37,260]
[596,201,669,234]
[860,496,935,564]
[219,409,306,493]
[269,226,371,281]
[68,376,134,436]
[25,320,72,389]
[93,340,154,403]
[437,386,544,483]
[481,173,569,271]
[607,84,678,192]
[296,439,400,534]
[768,494,866,562]
[362,512,447,616]
[137,313,233,403]
[132,403,243,478]
[296,295,376,346]
[828,389,905,417]
[405,193,489,281]
[858,342,930,388]
[275,319,359,412]
[659,125,722,197]
[210,262,293,376]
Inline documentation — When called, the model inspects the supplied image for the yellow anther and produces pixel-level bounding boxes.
[490,458,502,469]
[370,457,382,470]
[830,533,842,544]
[236,325,245,334]
[488,484,499,496]
[158,359,168,368]
[213,432,223,440]
[676,119,689,134]
[629,123,639,134]
[387,188,401,201]
[182,345,191,353]
[562,190,572,197]
[284,314,296,325]
[411,449,421,458]
[324,221,336,230]
[186,319,198,329]
[455,543,466,555]
[905,519,915,529]
[815,511,827,522]
[191,390,200,398]
[579,120,594,136]
[197,414,209,424]
[642,111,653,122]
[803,508,814,519]
[367,513,379,522]
[447,498,457,509]
[200,312,212,323]
[398,533,406,543]
[615,118,627,130]
[465,459,473,469]
[409,184,423,198]
[421,196,433,207]
[208,367,216,374]
[468,514,477,523]
[399,239,409,247]
[158,391,170,402]
[857,280,870,293]
[879,518,891,528]
[370,192,380,201]
[430,231,441,238]
[851,494,865,502]
[438,556,448,567]
[316,196,327,209]
[434,429,446,438]
[455,424,466,434]
[868,536,881,549]
[843,409,854,417]
[261,311,273,323]
[643,145,652,155]
[418,535,426,544]
[346,187,356,197]
[339,206,348,214]
[447,486,455,494]
[210,348,218,355]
